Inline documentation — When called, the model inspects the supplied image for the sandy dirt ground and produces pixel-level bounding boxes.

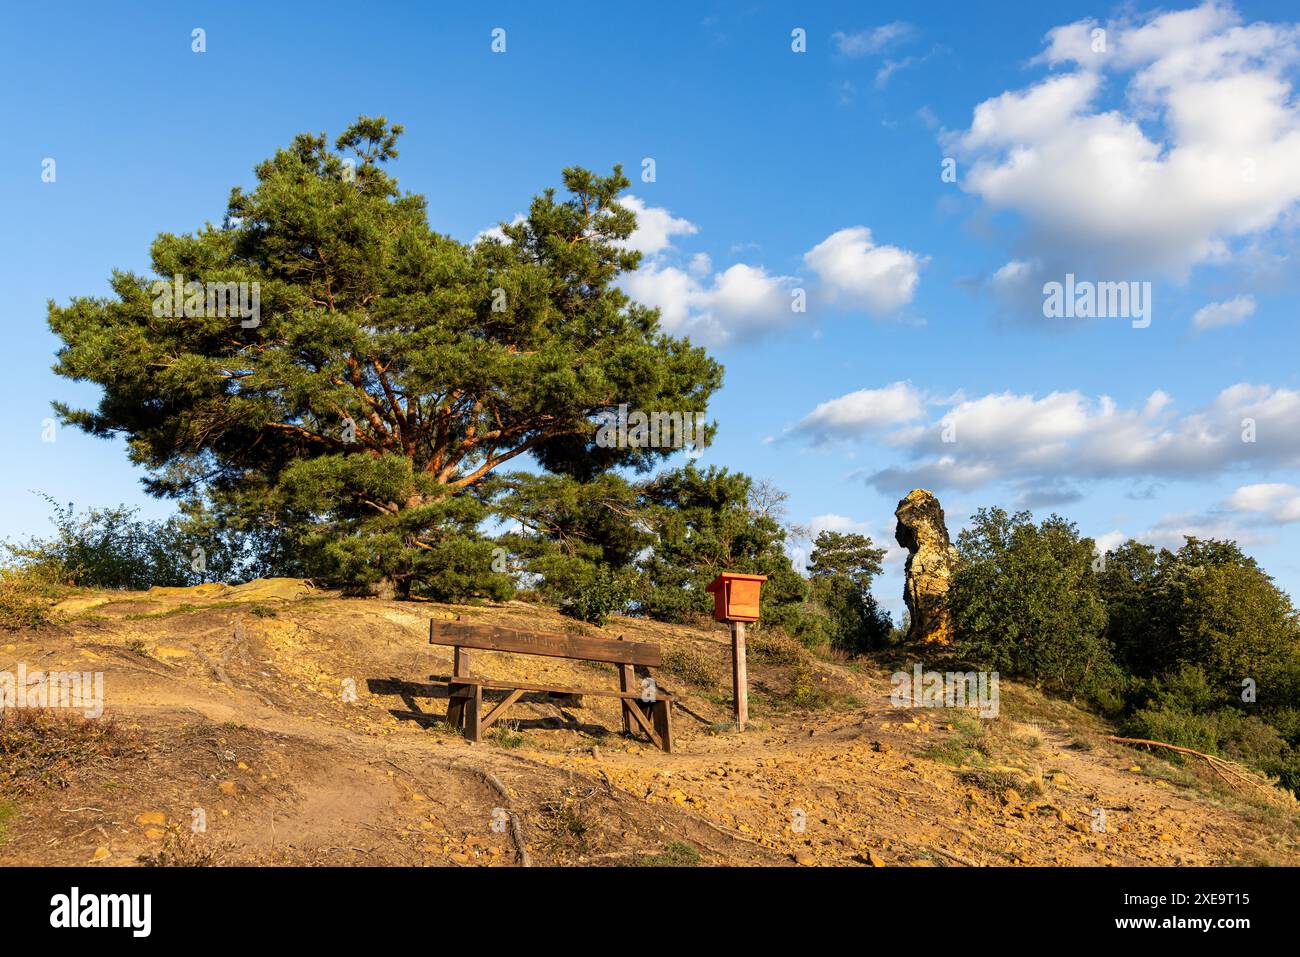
[1,580,1296,867]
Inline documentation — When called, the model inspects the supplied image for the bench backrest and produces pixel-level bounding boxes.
[430,620,662,667]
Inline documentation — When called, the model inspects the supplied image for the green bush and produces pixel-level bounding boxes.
[0,576,57,630]
[660,646,719,685]
[747,628,806,665]
[1125,706,1287,767]
[5,496,297,591]
[5,499,193,590]
[950,508,1113,697]
[561,566,633,626]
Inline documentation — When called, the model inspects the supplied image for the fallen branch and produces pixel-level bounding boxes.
[1100,735,1283,800]
[929,845,980,868]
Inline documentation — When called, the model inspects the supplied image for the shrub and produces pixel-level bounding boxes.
[0,574,58,631]
[4,496,295,591]
[950,508,1113,696]
[561,566,633,626]
[747,629,805,665]
[1124,706,1287,767]
[660,646,719,686]
[635,840,701,867]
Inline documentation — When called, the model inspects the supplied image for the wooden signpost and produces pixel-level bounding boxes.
[705,572,767,732]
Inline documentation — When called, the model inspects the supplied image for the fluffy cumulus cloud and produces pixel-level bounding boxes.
[1193,294,1256,331]
[803,228,926,315]
[1225,482,1300,522]
[1086,480,1300,562]
[471,212,525,245]
[615,195,698,255]
[791,382,926,443]
[622,260,799,346]
[808,513,871,536]
[616,208,925,345]
[792,381,1300,494]
[949,2,1300,278]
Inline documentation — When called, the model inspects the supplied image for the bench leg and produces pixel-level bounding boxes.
[447,644,475,737]
[464,684,482,743]
[446,694,465,731]
[618,662,636,737]
[653,699,673,754]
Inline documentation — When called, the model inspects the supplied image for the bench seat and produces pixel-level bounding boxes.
[428,674,674,701]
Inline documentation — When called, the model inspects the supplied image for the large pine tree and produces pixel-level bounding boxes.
[48,117,722,597]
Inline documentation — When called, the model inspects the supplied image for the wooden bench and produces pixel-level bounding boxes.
[428,618,674,753]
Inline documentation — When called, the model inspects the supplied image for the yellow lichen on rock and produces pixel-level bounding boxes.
[894,489,958,646]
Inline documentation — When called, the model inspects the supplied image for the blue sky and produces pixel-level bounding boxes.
[3,0,1299,615]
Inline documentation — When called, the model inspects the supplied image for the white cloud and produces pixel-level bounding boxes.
[621,214,928,345]
[615,196,698,256]
[808,513,870,536]
[472,212,526,245]
[803,227,926,315]
[1032,18,1106,67]
[793,382,926,442]
[832,22,912,57]
[793,381,1300,494]
[950,2,1300,277]
[1193,294,1256,331]
[876,57,916,88]
[477,198,699,257]
[1225,482,1300,522]
[622,260,798,346]
[1094,529,1128,555]
[1105,510,1274,551]
[992,259,1034,285]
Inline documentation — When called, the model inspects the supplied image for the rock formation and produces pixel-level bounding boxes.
[894,489,957,646]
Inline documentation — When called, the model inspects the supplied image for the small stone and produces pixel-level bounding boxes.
[135,811,166,827]
[90,846,110,862]
[144,828,165,840]
[793,852,815,866]
[1002,789,1022,806]
[219,781,238,796]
